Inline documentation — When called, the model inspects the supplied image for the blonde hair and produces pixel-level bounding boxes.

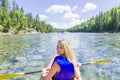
[58,39,77,66]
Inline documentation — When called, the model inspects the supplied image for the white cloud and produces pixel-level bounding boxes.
[46,5,83,29]
[47,18,85,29]
[38,15,48,21]
[46,5,71,14]
[81,2,97,13]
[72,5,78,11]
[48,22,69,29]
[63,12,80,21]
[46,5,78,14]
[70,19,81,26]
[63,11,82,28]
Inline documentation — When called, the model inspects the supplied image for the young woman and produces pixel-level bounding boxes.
[41,39,82,80]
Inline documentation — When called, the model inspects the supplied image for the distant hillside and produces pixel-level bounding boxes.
[67,6,120,33]
[0,0,57,34]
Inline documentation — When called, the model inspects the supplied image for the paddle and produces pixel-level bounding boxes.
[0,71,42,79]
[81,58,112,65]
[0,58,112,79]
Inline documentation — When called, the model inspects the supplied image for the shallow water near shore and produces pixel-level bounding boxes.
[0,33,120,80]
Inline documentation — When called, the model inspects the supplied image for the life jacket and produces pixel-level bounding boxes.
[52,56,74,80]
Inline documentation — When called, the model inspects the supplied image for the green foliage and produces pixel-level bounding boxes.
[0,0,57,33]
[68,6,120,33]
[0,25,4,31]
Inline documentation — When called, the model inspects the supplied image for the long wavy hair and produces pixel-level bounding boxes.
[58,39,77,66]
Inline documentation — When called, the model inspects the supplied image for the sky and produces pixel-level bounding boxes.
[8,0,120,29]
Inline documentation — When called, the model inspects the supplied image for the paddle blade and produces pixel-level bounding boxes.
[90,58,112,64]
[0,73,25,79]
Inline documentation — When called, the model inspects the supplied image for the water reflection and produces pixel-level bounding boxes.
[0,33,120,80]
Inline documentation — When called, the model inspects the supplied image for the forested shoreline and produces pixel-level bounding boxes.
[0,0,57,34]
[1,0,120,34]
[68,6,120,33]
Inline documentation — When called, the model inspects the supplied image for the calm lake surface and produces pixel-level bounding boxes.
[0,33,120,80]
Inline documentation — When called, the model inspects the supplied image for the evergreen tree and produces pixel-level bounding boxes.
[68,6,120,33]
[0,0,56,33]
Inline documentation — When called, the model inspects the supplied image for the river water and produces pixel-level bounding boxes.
[0,33,120,80]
